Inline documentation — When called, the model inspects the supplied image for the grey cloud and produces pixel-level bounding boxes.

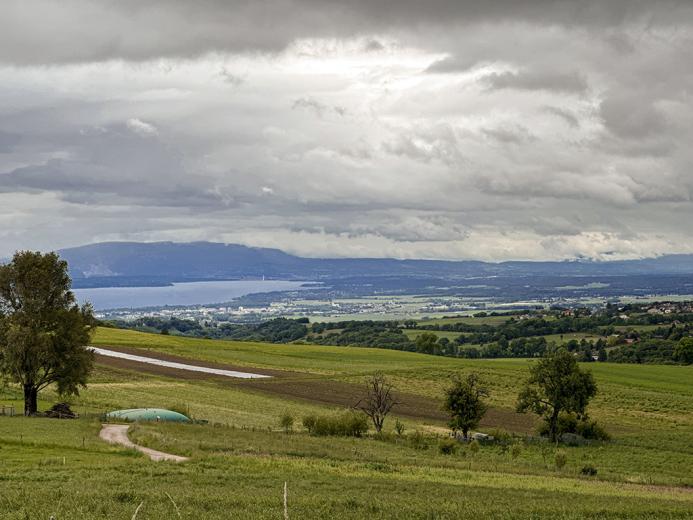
[0,131,21,153]
[0,160,233,209]
[603,32,637,54]
[363,39,386,52]
[599,93,667,139]
[542,106,580,128]
[0,124,235,209]
[425,56,483,74]
[313,214,471,242]
[292,98,346,117]
[482,125,536,145]
[481,69,589,94]
[382,125,463,167]
[1,1,691,65]
[473,167,689,206]
[1,1,693,261]
[218,68,244,86]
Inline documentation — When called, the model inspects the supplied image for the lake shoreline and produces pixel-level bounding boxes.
[74,280,311,311]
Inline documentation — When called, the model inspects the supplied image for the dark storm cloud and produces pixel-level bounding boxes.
[1,0,691,64]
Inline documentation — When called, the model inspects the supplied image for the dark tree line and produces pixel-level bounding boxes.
[111,311,693,364]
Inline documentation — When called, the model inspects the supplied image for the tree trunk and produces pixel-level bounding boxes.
[23,384,38,416]
[549,408,560,442]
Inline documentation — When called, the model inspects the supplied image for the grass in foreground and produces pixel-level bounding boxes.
[0,416,691,519]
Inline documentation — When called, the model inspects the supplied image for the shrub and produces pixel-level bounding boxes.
[538,412,610,441]
[510,444,522,460]
[302,414,317,433]
[279,412,294,433]
[486,428,513,445]
[580,464,598,476]
[394,418,406,437]
[302,411,369,437]
[438,438,459,455]
[554,450,568,470]
[576,419,610,441]
[538,412,576,437]
[469,439,480,454]
[407,430,429,450]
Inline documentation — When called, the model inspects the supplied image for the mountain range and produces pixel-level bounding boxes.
[52,241,693,288]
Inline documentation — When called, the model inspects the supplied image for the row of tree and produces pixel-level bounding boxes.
[121,312,693,364]
[359,348,600,443]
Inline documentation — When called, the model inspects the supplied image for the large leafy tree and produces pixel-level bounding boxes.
[674,337,693,364]
[516,349,597,442]
[0,251,95,415]
[415,332,439,355]
[443,373,488,440]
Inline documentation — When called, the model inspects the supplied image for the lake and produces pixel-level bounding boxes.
[73,280,307,310]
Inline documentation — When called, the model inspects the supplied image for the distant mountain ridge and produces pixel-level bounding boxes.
[55,241,693,288]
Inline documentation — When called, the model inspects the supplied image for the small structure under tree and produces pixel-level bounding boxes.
[356,372,398,433]
[443,373,489,440]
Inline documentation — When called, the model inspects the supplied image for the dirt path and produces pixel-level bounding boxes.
[99,424,188,462]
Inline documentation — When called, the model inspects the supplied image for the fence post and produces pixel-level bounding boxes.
[283,481,289,520]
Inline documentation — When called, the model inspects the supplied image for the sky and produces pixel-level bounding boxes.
[1,0,692,261]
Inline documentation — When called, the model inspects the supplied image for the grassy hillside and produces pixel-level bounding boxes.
[2,415,691,519]
[0,327,691,518]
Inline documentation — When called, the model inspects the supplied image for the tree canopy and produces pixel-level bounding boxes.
[443,373,489,440]
[674,337,693,364]
[0,251,95,415]
[516,349,597,442]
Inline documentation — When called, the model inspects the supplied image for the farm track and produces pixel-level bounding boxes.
[95,347,536,433]
[94,344,290,377]
[99,424,188,462]
[92,346,271,379]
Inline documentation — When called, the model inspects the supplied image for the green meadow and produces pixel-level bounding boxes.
[0,327,691,518]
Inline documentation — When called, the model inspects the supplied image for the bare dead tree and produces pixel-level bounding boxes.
[356,372,399,433]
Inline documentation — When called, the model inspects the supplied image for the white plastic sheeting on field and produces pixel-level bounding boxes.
[90,347,271,379]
